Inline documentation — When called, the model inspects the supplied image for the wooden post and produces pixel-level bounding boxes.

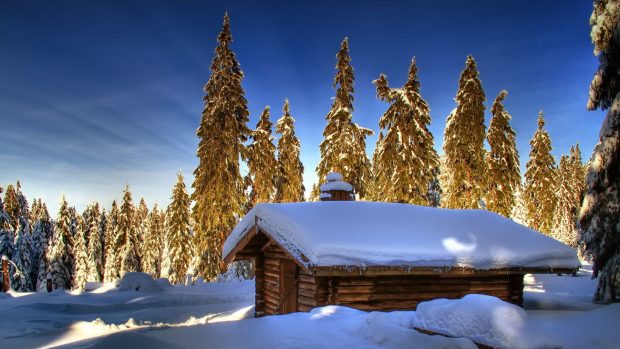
[1,256,9,293]
[46,272,53,293]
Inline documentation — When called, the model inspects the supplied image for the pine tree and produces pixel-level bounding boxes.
[552,154,579,246]
[368,132,385,201]
[116,186,140,276]
[247,106,278,207]
[166,173,193,284]
[135,198,148,261]
[579,0,620,303]
[84,203,104,282]
[32,201,53,291]
[0,187,14,280]
[522,111,557,235]
[372,59,440,205]
[3,184,19,233]
[142,204,165,278]
[103,201,119,282]
[442,55,487,209]
[275,99,305,203]
[73,214,89,290]
[486,90,521,217]
[11,217,34,291]
[191,13,251,280]
[50,196,75,290]
[314,37,373,199]
[570,145,587,209]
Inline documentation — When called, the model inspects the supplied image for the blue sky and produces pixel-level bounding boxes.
[0,1,604,215]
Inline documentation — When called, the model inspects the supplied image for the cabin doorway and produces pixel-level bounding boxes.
[279,259,298,314]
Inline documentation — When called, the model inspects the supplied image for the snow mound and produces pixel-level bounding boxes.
[361,310,477,349]
[326,172,343,181]
[84,282,103,291]
[414,294,547,349]
[118,272,163,293]
[155,278,173,288]
[320,180,353,192]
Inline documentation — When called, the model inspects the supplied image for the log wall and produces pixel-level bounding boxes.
[313,274,524,311]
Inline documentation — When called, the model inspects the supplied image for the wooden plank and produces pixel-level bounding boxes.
[298,287,316,299]
[298,295,317,307]
[298,304,314,312]
[299,276,314,282]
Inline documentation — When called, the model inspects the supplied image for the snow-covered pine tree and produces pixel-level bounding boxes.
[570,145,587,209]
[135,198,148,261]
[314,37,373,200]
[372,59,440,205]
[142,204,165,278]
[368,132,385,201]
[32,201,53,291]
[275,99,305,203]
[578,0,620,303]
[49,196,75,290]
[0,187,14,274]
[11,217,34,291]
[84,203,104,282]
[191,13,251,281]
[166,173,193,284]
[552,154,579,247]
[116,186,140,276]
[72,213,89,290]
[486,90,521,217]
[3,184,20,233]
[442,55,487,209]
[522,111,557,235]
[103,201,119,282]
[247,106,278,207]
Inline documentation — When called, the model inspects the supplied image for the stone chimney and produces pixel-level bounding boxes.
[319,172,355,201]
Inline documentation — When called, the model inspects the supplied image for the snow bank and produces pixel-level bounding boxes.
[414,295,561,349]
[361,310,477,349]
[224,201,580,270]
[118,272,163,293]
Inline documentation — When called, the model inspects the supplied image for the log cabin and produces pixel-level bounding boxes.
[222,174,579,317]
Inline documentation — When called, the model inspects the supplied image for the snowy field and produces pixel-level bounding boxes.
[0,264,618,349]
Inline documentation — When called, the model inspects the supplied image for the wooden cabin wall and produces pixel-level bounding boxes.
[312,274,524,312]
[262,248,283,316]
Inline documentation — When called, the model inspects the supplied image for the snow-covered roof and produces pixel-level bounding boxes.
[223,202,580,271]
[320,180,353,192]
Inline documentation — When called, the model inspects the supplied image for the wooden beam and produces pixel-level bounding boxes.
[311,265,578,277]
[222,226,258,264]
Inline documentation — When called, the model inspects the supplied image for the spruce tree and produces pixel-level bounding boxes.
[192,13,251,280]
[166,173,193,284]
[142,204,165,278]
[275,99,305,203]
[522,111,557,235]
[3,184,19,233]
[314,37,372,199]
[116,186,140,276]
[85,203,104,282]
[11,217,34,291]
[32,201,53,291]
[442,55,487,209]
[50,196,75,290]
[135,198,148,260]
[369,132,385,201]
[0,187,14,268]
[372,59,440,205]
[103,201,119,282]
[247,106,278,207]
[552,154,579,246]
[579,0,620,303]
[486,90,521,217]
[73,214,89,290]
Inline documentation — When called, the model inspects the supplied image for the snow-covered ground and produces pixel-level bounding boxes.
[0,264,618,349]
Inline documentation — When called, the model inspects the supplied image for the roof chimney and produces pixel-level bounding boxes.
[319,172,355,201]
